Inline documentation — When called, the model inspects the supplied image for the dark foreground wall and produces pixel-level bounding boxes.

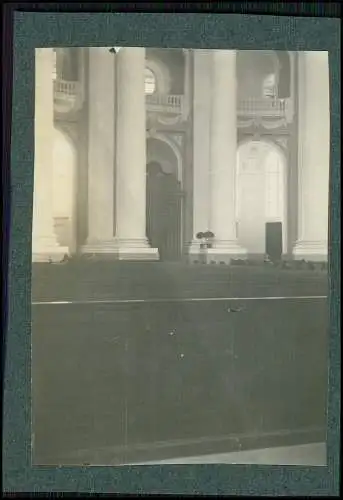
[31,263,328,465]
[32,260,328,301]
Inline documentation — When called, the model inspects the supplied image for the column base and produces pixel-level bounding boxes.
[114,238,159,261]
[32,236,69,263]
[81,238,160,261]
[293,240,328,262]
[81,239,119,258]
[207,240,248,264]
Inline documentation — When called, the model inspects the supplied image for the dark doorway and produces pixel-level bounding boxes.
[146,162,183,261]
[266,222,283,262]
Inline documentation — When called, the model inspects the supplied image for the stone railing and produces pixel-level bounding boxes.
[53,81,185,115]
[237,97,292,118]
[53,79,83,113]
[54,79,79,100]
[146,93,184,114]
[53,81,292,121]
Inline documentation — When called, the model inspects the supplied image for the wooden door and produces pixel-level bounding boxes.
[146,167,182,261]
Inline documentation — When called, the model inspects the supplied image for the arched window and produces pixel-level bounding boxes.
[145,68,157,94]
[265,151,284,222]
[236,141,288,254]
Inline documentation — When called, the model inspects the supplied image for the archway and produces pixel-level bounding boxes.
[236,140,287,259]
[52,127,78,254]
[237,50,292,100]
[145,57,171,95]
[146,136,183,261]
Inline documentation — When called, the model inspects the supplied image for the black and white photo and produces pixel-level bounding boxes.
[31,47,330,466]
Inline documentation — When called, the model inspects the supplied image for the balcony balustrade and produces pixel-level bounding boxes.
[54,80,80,102]
[237,97,291,119]
[145,93,185,114]
[53,79,83,114]
[53,79,292,121]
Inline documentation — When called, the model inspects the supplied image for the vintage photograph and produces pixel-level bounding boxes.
[31,47,329,466]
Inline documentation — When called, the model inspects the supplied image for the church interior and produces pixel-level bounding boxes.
[32,47,330,264]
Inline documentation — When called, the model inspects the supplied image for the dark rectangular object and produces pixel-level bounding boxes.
[266,222,283,261]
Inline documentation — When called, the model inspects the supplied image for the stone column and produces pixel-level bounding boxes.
[114,47,158,260]
[293,51,330,262]
[32,48,68,262]
[82,47,118,256]
[207,50,247,263]
[188,50,212,261]
[182,48,191,120]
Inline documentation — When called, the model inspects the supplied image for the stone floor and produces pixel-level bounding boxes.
[129,442,326,466]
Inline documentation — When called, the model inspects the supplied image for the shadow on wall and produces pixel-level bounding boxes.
[52,127,77,252]
[54,217,73,247]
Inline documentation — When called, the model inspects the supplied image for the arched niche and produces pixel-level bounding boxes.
[145,57,171,94]
[52,127,78,253]
[146,48,185,95]
[146,133,182,184]
[53,48,86,114]
[54,48,79,81]
[237,50,292,101]
[236,139,288,257]
[146,134,184,260]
